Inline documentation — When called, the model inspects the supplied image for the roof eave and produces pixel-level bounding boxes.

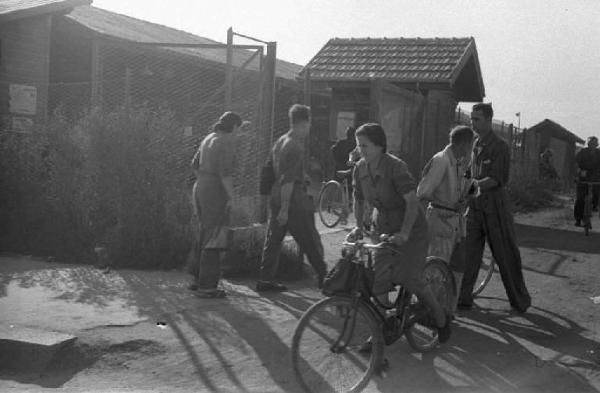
[0,0,91,22]
[449,38,485,101]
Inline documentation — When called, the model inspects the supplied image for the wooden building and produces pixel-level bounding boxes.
[302,37,485,177]
[527,119,584,184]
[0,0,91,132]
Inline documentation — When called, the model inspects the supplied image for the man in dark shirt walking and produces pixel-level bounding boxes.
[330,126,357,199]
[574,136,600,226]
[458,103,531,313]
[256,104,327,292]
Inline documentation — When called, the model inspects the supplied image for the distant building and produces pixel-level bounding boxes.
[301,37,485,176]
[527,119,584,185]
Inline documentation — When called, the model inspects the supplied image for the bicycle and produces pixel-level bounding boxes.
[318,169,372,235]
[291,237,455,393]
[579,181,600,236]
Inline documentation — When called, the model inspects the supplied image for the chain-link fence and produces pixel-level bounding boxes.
[1,30,278,267]
[47,38,274,227]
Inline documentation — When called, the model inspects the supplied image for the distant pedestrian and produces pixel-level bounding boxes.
[574,136,600,226]
[458,103,531,313]
[417,125,475,313]
[188,111,243,298]
[330,126,357,198]
[539,148,558,180]
[256,104,327,292]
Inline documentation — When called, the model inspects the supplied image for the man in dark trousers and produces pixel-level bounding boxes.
[574,136,600,226]
[458,103,531,313]
[256,104,327,292]
[330,126,357,198]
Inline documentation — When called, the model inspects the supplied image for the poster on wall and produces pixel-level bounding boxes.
[12,116,34,133]
[9,84,37,115]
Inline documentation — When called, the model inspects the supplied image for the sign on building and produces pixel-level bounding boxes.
[9,84,37,115]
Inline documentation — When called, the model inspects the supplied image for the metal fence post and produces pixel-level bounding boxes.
[225,27,233,109]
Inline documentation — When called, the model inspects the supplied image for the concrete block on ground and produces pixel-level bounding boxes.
[0,323,76,372]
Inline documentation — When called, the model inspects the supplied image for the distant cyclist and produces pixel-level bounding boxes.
[574,136,600,226]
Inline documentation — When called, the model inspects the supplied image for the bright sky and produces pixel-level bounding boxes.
[94,0,600,142]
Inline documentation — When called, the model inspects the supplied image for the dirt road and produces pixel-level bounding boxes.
[1,204,600,392]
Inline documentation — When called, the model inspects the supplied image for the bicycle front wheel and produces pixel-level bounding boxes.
[406,257,455,352]
[318,181,345,228]
[291,296,383,393]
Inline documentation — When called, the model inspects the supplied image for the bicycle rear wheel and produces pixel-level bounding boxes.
[291,296,383,393]
[405,257,455,352]
[318,181,345,228]
[473,256,495,297]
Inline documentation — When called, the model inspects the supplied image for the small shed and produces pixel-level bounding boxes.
[0,0,91,132]
[302,37,485,177]
[526,119,584,184]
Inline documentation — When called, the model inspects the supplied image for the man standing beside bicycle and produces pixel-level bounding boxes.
[458,103,531,314]
[417,125,475,314]
[330,126,357,218]
[574,136,600,227]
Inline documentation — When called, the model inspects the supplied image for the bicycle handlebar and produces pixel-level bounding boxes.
[342,240,389,250]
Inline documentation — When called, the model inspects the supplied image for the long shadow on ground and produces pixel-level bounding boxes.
[371,302,600,393]
[515,223,600,254]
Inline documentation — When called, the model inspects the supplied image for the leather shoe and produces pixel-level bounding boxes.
[256,280,287,292]
[457,302,473,311]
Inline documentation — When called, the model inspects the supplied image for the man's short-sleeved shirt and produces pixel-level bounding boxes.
[269,133,311,210]
[192,132,235,177]
[417,144,471,208]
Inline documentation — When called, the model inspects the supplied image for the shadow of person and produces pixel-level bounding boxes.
[516,223,600,254]
[368,302,600,393]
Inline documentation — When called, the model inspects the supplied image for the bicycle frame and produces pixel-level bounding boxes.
[333,241,413,347]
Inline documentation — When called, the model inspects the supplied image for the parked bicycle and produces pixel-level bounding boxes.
[291,236,455,393]
[318,169,372,235]
[579,181,600,236]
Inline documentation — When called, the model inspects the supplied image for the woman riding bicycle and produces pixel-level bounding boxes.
[349,123,451,343]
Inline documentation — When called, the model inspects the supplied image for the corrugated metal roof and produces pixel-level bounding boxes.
[0,0,90,21]
[64,6,302,81]
[303,37,475,83]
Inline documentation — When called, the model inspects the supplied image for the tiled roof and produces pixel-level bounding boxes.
[0,0,90,21]
[303,37,476,83]
[528,119,584,144]
[65,6,302,81]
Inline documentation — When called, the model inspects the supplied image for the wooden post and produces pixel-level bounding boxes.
[91,41,101,109]
[124,68,132,109]
[303,67,311,107]
[225,27,233,109]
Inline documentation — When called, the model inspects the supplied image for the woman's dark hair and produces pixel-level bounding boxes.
[472,103,494,120]
[355,123,387,153]
[449,125,474,145]
[213,111,242,133]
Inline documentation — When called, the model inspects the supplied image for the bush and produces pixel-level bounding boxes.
[0,106,193,269]
[506,171,559,212]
